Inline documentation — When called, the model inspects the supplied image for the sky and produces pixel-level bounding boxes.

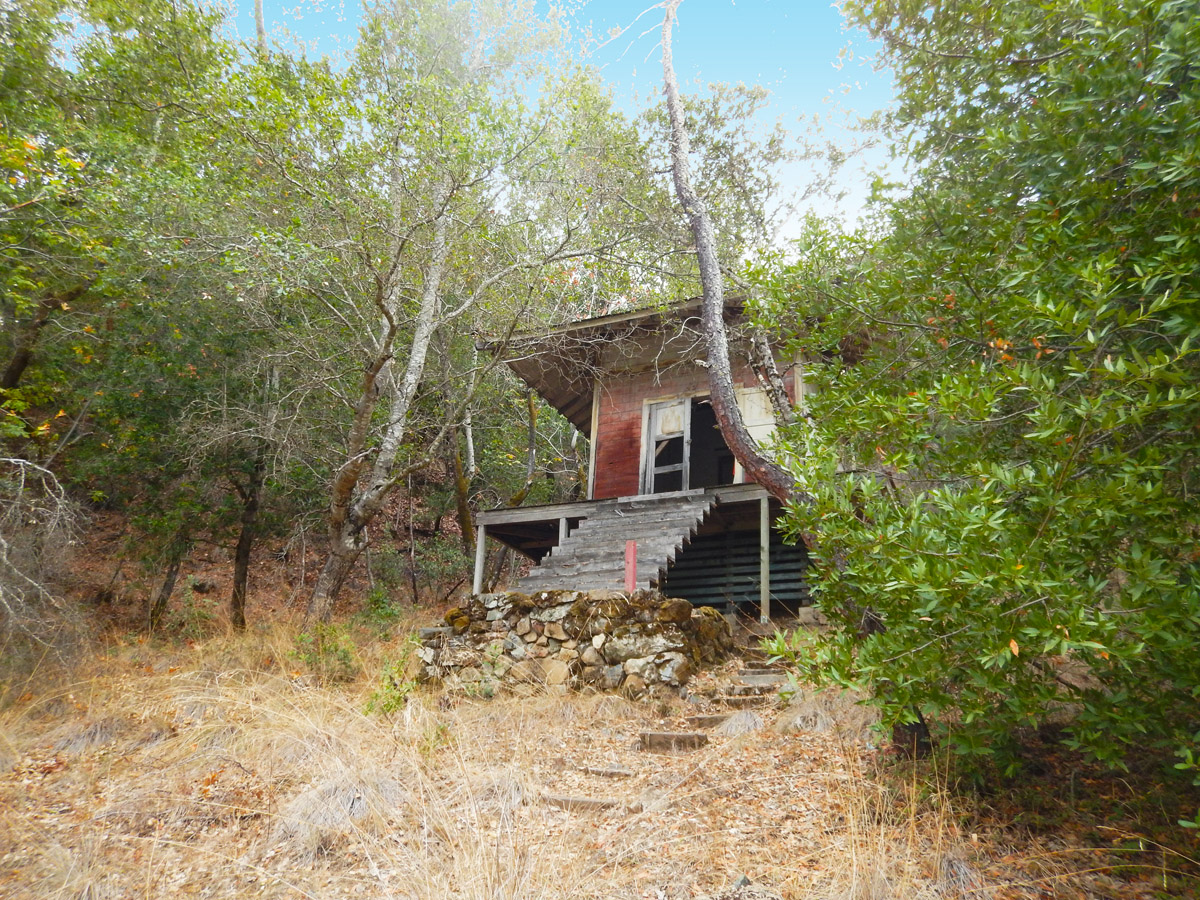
[222,0,897,232]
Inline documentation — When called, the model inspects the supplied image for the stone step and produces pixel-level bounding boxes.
[727,683,780,697]
[542,794,620,813]
[579,765,634,779]
[637,731,709,753]
[684,714,731,730]
[738,673,787,687]
[716,695,771,709]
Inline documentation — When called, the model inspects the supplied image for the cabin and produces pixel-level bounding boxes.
[472,298,811,621]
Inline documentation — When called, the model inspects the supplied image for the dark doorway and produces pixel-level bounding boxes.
[643,396,736,494]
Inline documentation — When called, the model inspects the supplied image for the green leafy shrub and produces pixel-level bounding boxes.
[755,0,1200,779]
[291,624,359,684]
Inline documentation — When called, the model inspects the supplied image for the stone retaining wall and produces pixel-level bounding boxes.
[418,589,735,695]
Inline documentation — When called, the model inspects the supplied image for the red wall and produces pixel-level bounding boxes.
[591,362,792,500]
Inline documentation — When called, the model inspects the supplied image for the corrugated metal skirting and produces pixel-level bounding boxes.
[658,528,810,615]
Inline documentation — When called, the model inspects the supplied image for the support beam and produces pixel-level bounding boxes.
[624,540,637,592]
[759,496,771,623]
[559,517,568,544]
[472,524,488,595]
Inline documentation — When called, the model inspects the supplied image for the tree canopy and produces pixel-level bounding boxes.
[757,0,1200,780]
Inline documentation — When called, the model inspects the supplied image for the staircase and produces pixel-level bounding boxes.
[518,492,715,593]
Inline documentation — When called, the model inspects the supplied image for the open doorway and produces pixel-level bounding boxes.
[643,397,735,494]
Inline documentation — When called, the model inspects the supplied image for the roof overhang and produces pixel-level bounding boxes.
[480,298,743,434]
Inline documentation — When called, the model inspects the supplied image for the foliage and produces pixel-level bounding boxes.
[290,624,359,685]
[365,637,421,715]
[756,0,1200,776]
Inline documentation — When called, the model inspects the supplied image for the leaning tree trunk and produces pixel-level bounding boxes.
[147,551,184,632]
[2,286,88,392]
[304,197,451,625]
[661,0,793,502]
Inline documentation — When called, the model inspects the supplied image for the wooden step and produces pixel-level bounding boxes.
[638,731,709,753]
[684,714,731,730]
[716,695,771,709]
[518,495,715,593]
[727,683,782,697]
[542,794,620,813]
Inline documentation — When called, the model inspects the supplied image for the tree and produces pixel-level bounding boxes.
[757,0,1200,777]
[660,0,793,501]
[291,0,670,622]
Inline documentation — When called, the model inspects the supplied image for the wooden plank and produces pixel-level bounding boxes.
[477,499,612,527]
[472,524,487,594]
[760,495,771,624]
[638,732,709,753]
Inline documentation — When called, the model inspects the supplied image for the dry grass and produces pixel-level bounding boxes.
[0,622,1100,900]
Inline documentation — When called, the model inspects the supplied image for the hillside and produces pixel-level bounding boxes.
[1,584,1197,899]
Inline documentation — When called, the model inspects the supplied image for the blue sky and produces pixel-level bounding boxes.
[222,0,895,230]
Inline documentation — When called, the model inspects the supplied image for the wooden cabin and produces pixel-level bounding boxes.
[472,299,810,621]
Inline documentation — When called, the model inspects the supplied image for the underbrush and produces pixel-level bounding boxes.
[2,609,1198,899]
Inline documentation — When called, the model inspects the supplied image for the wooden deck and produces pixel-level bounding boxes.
[474,484,805,621]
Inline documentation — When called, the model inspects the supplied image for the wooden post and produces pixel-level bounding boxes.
[472,524,487,595]
[559,517,569,544]
[759,496,771,623]
[624,540,637,592]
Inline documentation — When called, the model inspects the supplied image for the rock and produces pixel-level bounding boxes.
[580,646,604,667]
[623,656,656,680]
[418,626,452,641]
[562,639,577,650]
[657,652,693,686]
[602,665,624,690]
[592,633,606,650]
[531,602,572,623]
[558,647,579,662]
[655,597,693,624]
[509,643,527,661]
[523,630,537,643]
[459,667,482,683]
[508,659,545,683]
[714,710,763,736]
[515,617,531,636]
[622,674,646,698]
[793,606,828,628]
[543,659,572,686]
[604,630,681,663]
[544,622,569,641]
[485,608,505,621]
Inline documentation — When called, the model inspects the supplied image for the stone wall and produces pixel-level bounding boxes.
[418,589,734,696]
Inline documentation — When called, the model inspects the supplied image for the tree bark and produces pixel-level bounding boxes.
[660,1,793,502]
[148,552,184,632]
[230,448,265,631]
[2,286,88,392]
[304,192,452,625]
[750,329,797,427]
[452,427,475,556]
[254,0,268,60]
